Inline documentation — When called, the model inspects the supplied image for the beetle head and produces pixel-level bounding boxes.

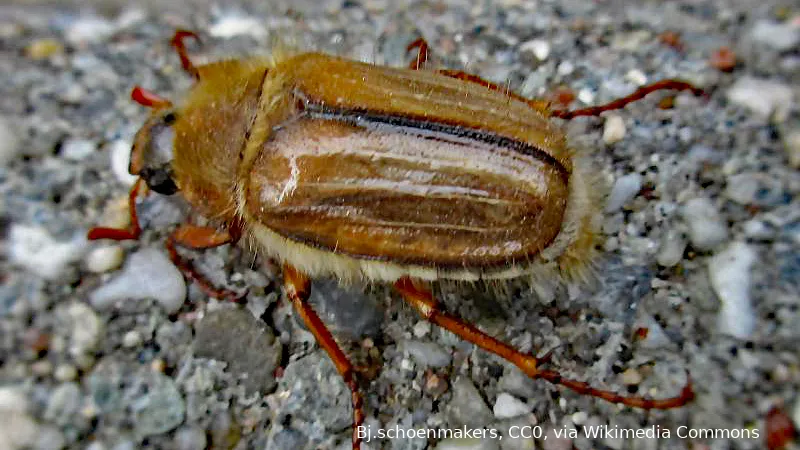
[129,86,179,195]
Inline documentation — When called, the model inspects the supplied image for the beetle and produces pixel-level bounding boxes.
[88,30,702,449]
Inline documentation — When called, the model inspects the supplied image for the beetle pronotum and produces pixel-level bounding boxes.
[89,30,702,449]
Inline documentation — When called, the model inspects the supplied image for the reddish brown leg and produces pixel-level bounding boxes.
[406,37,430,70]
[283,264,365,450]
[170,29,201,79]
[394,277,694,409]
[87,178,146,241]
[166,223,246,303]
[550,80,705,120]
[437,69,551,113]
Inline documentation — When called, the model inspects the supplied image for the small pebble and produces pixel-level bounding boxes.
[174,426,208,450]
[783,128,800,168]
[577,88,595,104]
[605,173,642,212]
[65,16,116,45]
[209,16,267,39]
[0,116,21,167]
[725,173,761,204]
[710,46,736,72]
[65,302,104,359]
[748,20,800,52]
[727,76,794,120]
[25,38,64,60]
[709,242,757,339]
[54,364,78,382]
[556,61,574,76]
[520,39,550,61]
[109,140,138,186]
[621,368,643,385]
[30,360,53,377]
[681,197,728,250]
[61,138,95,161]
[602,115,626,144]
[571,411,588,425]
[657,229,687,267]
[90,248,186,313]
[412,320,431,337]
[624,69,647,86]
[44,383,81,426]
[9,224,88,280]
[85,245,124,273]
[446,377,494,429]
[493,392,532,419]
[400,340,452,368]
[122,330,142,348]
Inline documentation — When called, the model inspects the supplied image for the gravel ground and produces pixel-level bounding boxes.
[1,1,799,449]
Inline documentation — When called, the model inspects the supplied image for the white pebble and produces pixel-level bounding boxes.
[90,248,186,313]
[122,330,142,348]
[61,139,95,161]
[709,242,757,339]
[412,320,431,338]
[85,245,124,273]
[603,115,626,144]
[0,116,21,167]
[66,302,103,358]
[621,368,642,385]
[0,411,38,450]
[65,16,116,45]
[571,411,588,425]
[681,198,728,250]
[0,386,30,412]
[784,129,800,169]
[520,39,550,61]
[400,340,451,368]
[625,69,648,86]
[493,392,532,419]
[727,76,794,120]
[556,61,574,76]
[605,173,642,212]
[109,139,138,186]
[9,224,88,280]
[577,88,595,104]
[724,173,760,205]
[54,364,78,382]
[749,20,800,52]
[657,229,687,267]
[209,16,267,39]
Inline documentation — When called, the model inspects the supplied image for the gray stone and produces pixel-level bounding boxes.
[193,307,282,394]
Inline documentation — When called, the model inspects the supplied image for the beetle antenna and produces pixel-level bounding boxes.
[131,86,172,108]
[171,29,201,80]
[550,79,705,120]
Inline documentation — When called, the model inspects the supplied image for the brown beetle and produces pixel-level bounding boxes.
[89,31,701,449]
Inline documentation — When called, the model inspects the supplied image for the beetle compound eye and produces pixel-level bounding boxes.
[163,112,177,125]
[140,165,178,195]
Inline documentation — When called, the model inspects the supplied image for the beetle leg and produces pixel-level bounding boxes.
[170,29,201,80]
[166,223,246,303]
[87,178,146,241]
[283,263,366,450]
[550,80,705,120]
[394,277,695,409]
[406,37,430,70]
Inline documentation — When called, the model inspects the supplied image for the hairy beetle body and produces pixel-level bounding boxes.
[159,52,599,283]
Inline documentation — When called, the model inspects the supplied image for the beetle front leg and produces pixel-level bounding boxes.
[166,223,246,303]
[283,264,366,450]
[394,277,695,409]
[87,178,146,241]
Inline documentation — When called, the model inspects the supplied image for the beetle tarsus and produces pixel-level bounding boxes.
[550,79,705,120]
[170,29,201,80]
[87,178,145,241]
[283,264,366,450]
[394,276,694,410]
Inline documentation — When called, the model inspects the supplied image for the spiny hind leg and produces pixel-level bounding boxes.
[283,264,366,450]
[394,277,694,409]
